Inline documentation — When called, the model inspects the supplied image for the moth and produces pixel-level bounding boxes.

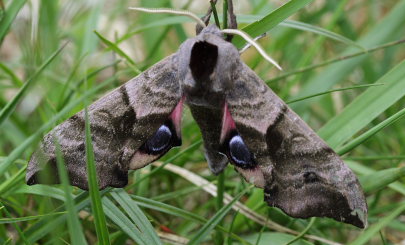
[26,24,367,228]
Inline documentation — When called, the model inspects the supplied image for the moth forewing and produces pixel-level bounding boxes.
[27,55,183,190]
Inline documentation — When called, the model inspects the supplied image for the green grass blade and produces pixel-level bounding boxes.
[346,160,405,196]
[24,192,92,243]
[359,167,405,194]
[337,106,405,154]
[280,20,364,50]
[0,62,23,86]
[15,185,66,201]
[0,0,26,42]
[348,202,405,245]
[94,31,141,73]
[57,60,121,111]
[188,187,251,245]
[84,105,110,245]
[0,76,116,177]
[233,0,313,48]
[284,218,316,245]
[111,190,161,245]
[286,84,383,104]
[0,164,25,196]
[291,0,405,113]
[130,195,251,245]
[0,43,66,127]
[54,138,87,245]
[79,0,104,56]
[0,201,29,244]
[318,59,405,148]
[102,197,149,245]
[0,212,65,224]
[268,39,405,83]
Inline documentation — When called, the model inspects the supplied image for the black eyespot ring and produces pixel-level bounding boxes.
[228,134,257,169]
[144,125,172,153]
[141,121,181,155]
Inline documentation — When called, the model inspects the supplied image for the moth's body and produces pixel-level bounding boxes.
[27,25,368,228]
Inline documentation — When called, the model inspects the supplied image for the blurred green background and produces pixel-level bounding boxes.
[1,0,405,244]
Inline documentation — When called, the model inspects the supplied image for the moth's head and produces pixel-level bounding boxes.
[178,25,240,96]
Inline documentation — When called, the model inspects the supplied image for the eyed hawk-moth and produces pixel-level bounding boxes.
[26,24,368,228]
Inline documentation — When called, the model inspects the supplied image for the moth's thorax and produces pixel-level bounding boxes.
[178,25,240,108]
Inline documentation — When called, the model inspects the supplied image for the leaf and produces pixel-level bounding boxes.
[359,167,405,194]
[280,20,363,50]
[84,105,110,244]
[318,59,405,148]
[110,190,161,245]
[346,160,405,196]
[0,0,26,42]
[0,43,67,127]
[24,192,92,243]
[95,31,141,73]
[291,0,405,113]
[188,187,250,245]
[54,138,87,245]
[0,212,65,224]
[233,0,314,48]
[244,232,313,245]
[337,106,405,154]
[102,197,150,245]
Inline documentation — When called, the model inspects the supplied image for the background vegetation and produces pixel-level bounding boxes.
[1,0,405,244]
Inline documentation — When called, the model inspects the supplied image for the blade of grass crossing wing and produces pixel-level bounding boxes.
[188,187,251,245]
[102,197,149,245]
[111,190,161,245]
[348,202,405,245]
[84,106,110,244]
[0,0,26,42]
[54,138,87,245]
[232,0,314,48]
[319,59,405,148]
[0,76,116,177]
[0,43,67,127]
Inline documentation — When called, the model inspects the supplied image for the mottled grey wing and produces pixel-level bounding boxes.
[221,62,367,228]
[26,54,183,190]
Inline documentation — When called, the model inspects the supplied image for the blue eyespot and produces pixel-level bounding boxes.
[144,125,172,154]
[229,135,256,169]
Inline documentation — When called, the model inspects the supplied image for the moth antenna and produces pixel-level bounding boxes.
[239,33,266,54]
[222,29,282,71]
[129,7,206,28]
